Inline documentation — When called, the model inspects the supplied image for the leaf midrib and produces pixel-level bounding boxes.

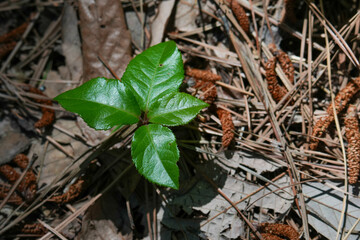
[146,125,170,176]
[144,51,164,111]
[61,98,139,118]
[151,105,201,119]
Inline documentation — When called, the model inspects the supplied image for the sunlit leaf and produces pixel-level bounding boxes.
[54,77,140,130]
[131,124,179,189]
[148,92,208,126]
[122,41,184,111]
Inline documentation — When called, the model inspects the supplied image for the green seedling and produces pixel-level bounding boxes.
[54,41,208,189]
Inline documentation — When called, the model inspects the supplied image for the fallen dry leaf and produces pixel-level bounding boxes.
[78,0,132,81]
[77,0,133,144]
[150,0,176,46]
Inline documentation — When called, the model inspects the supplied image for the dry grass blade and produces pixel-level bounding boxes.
[318,2,349,237]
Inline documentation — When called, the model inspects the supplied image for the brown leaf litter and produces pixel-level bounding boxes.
[0,154,87,206]
[50,178,86,204]
[227,0,250,33]
[265,57,290,103]
[258,222,299,240]
[20,223,48,235]
[0,154,37,202]
[28,87,55,128]
[344,105,360,184]
[0,21,28,59]
[186,66,222,82]
[310,77,360,150]
[186,67,235,148]
[216,107,235,148]
[268,44,295,84]
[280,0,298,24]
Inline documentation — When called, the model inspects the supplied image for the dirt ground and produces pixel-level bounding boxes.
[0,0,360,239]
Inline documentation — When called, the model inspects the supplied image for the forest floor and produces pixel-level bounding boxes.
[0,0,360,239]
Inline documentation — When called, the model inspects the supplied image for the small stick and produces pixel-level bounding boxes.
[97,55,120,80]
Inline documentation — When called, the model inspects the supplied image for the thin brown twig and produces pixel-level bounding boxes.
[97,55,120,80]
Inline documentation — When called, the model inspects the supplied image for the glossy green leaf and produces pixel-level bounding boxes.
[148,92,209,126]
[54,77,141,130]
[131,124,179,189]
[122,41,184,111]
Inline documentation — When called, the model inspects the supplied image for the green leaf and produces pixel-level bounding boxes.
[148,92,209,126]
[131,124,179,189]
[122,41,184,111]
[54,77,141,130]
